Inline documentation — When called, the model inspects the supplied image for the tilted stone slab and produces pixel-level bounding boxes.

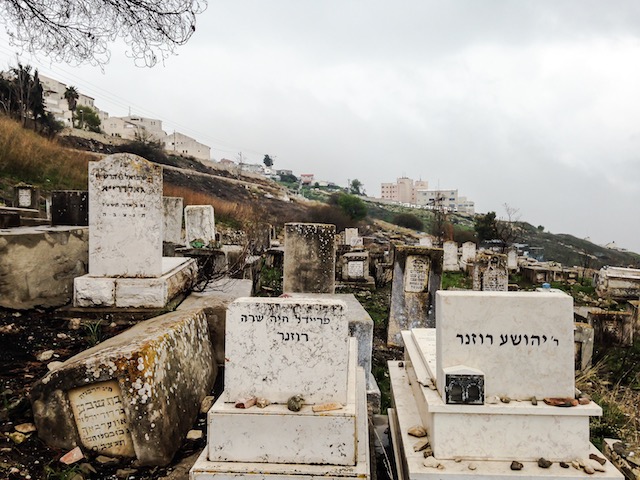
[30,308,216,466]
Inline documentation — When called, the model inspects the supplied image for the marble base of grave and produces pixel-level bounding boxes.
[389,363,622,478]
[74,257,197,308]
[31,309,216,466]
[207,339,359,466]
[191,360,370,480]
[400,329,600,460]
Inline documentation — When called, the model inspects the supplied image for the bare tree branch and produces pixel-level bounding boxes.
[0,0,207,67]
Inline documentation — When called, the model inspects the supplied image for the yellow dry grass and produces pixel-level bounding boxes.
[0,115,92,189]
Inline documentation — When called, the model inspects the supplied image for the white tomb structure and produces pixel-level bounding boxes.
[73,154,197,308]
[185,205,216,247]
[388,290,623,479]
[442,241,460,272]
[191,297,370,479]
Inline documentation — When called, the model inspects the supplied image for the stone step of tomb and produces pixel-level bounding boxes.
[74,257,197,308]
[207,338,359,466]
[191,367,370,479]
[389,360,619,472]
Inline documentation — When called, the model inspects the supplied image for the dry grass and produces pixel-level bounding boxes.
[577,361,640,451]
[0,115,93,189]
[163,183,258,228]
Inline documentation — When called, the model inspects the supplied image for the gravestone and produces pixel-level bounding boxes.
[472,253,508,291]
[51,191,88,226]
[88,154,163,277]
[387,245,443,347]
[344,227,359,246]
[443,240,460,271]
[73,154,197,308]
[185,205,216,247]
[387,290,623,477]
[460,241,476,269]
[283,223,336,294]
[225,298,349,404]
[436,291,574,400]
[14,183,38,209]
[192,296,371,478]
[163,196,183,244]
[507,247,518,270]
[31,309,216,466]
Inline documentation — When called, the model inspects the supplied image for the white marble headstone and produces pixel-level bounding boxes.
[443,241,459,271]
[225,298,349,404]
[88,154,163,277]
[347,261,365,278]
[435,291,575,400]
[185,205,216,247]
[461,241,476,263]
[403,255,430,293]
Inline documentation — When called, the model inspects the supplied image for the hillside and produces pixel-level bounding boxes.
[1,116,639,268]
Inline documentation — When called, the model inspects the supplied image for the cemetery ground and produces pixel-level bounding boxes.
[2,278,640,479]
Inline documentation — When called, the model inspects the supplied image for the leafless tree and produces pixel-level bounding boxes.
[495,203,522,252]
[0,0,207,67]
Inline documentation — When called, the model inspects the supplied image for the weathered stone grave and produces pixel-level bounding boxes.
[595,266,640,300]
[14,183,38,209]
[51,191,89,226]
[163,196,183,244]
[387,290,623,478]
[460,241,476,270]
[339,250,375,288]
[507,247,518,271]
[387,245,443,347]
[283,222,336,294]
[185,205,216,247]
[0,226,88,309]
[471,253,508,291]
[588,308,634,347]
[73,153,197,308]
[31,308,216,466]
[442,240,460,272]
[344,227,362,246]
[190,297,370,479]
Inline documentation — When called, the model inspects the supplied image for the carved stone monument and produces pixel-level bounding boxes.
[283,223,336,294]
[191,297,370,479]
[388,291,624,478]
[387,245,443,347]
[185,205,216,247]
[471,253,508,291]
[442,240,460,271]
[73,154,197,308]
[162,196,183,244]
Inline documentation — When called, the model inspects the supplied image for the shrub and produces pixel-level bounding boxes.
[392,212,423,230]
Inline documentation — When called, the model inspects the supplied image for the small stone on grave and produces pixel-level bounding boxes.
[510,461,523,470]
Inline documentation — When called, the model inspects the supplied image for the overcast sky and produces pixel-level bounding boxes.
[1,1,639,254]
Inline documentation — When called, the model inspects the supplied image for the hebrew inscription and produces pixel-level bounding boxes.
[404,255,430,293]
[68,380,135,457]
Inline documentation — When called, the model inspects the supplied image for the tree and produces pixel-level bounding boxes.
[64,86,79,114]
[0,63,46,130]
[349,179,364,195]
[263,154,274,168]
[474,211,498,243]
[330,193,367,221]
[0,0,206,67]
[75,105,101,132]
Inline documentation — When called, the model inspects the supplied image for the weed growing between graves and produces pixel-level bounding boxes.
[441,271,472,290]
[82,320,103,346]
[577,351,640,454]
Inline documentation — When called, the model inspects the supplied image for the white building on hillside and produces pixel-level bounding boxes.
[103,115,166,141]
[415,188,475,214]
[162,131,211,162]
[39,74,99,127]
